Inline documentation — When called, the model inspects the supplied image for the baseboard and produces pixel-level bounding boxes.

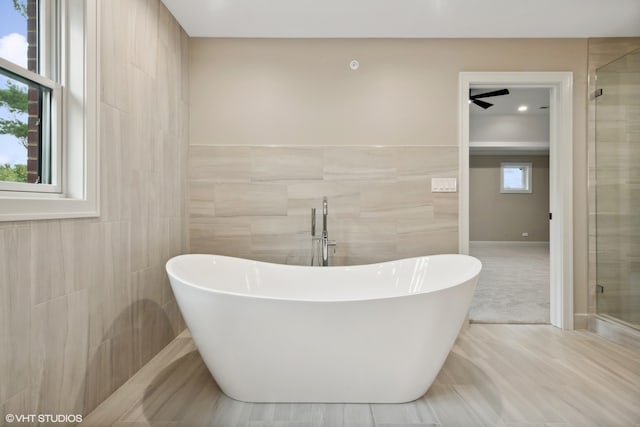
[588,315,640,352]
[574,313,589,329]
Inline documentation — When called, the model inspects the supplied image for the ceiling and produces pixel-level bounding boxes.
[469,88,550,156]
[161,0,640,38]
[469,88,550,116]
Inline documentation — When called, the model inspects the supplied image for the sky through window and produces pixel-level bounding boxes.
[0,0,29,166]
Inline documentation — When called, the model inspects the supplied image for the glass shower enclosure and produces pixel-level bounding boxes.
[595,48,640,329]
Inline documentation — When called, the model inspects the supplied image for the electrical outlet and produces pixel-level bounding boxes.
[522,232,529,237]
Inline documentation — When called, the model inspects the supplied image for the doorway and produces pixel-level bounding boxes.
[467,87,550,323]
[459,72,574,329]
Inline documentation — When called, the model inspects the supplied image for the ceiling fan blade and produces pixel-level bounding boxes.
[472,99,493,109]
[470,88,510,100]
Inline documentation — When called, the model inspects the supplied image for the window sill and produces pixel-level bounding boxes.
[0,195,99,221]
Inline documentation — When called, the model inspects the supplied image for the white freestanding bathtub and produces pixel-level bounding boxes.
[166,254,481,403]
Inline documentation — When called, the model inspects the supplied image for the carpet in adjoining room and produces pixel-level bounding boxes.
[469,241,550,324]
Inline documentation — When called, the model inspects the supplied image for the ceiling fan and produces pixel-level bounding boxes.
[469,89,510,109]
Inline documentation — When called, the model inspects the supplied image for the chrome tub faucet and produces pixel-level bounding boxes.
[311,197,336,266]
[321,197,337,266]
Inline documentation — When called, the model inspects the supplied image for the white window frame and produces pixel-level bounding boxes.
[0,0,99,221]
[500,162,532,194]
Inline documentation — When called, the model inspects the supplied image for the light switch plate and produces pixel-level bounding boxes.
[431,177,457,193]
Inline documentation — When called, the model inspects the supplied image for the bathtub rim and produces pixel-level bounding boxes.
[166,253,482,304]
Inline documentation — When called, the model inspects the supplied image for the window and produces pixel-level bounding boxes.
[1,0,58,190]
[0,0,98,221]
[500,162,532,193]
[0,61,60,190]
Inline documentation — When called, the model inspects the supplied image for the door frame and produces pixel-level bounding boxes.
[459,72,574,329]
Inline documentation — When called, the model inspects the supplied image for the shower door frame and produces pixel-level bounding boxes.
[458,72,574,330]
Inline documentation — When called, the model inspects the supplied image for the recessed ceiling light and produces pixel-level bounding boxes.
[518,105,528,112]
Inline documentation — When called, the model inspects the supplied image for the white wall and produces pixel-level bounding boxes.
[470,114,549,143]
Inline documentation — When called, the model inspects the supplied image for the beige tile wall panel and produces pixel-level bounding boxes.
[251,147,324,182]
[189,146,251,183]
[189,220,251,257]
[250,216,312,258]
[395,146,458,178]
[130,0,159,79]
[323,147,397,182]
[189,146,460,265]
[31,290,89,416]
[29,221,71,305]
[100,104,128,222]
[359,179,432,219]
[287,181,361,218]
[1,390,30,425]
[0,0,190,421]
[398,227,460,259]
[100,0,131,112]
[214,183,289,217]
[431,193,459,219]
[0,227,30,405]
[189,181,217,219]
[335,217,398,261]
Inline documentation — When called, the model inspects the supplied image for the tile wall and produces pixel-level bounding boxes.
[189,146,458,265]
[0,0,189,423]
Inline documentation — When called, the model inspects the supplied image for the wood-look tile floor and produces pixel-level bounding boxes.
[82,325,640,427]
